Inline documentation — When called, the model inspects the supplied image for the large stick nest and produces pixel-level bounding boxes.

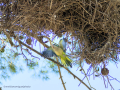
[1,0,120,66]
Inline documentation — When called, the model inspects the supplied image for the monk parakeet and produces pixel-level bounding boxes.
[42,38,72,67]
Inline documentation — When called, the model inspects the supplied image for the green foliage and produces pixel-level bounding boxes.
[0,48,5,53]
[0,34,24,82]
[48,61,59,73]
[1,71,10,81]
[42,76,49,80]
[40,70,48,74]
[13,52,19,58]
[8,63,16,73]
[19,67,23,72]
[38,69,49,80]
[0,46,5,53]
[0,66,6,70]
[27,62,39,69]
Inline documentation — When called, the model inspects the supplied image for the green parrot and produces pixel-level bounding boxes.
[42,38,72,67]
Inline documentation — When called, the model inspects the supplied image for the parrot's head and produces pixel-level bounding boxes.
[59,38,67,44]
[59,38,67,52]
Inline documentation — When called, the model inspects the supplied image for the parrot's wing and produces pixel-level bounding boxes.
[59,38,66,52]
[42,47,57,58]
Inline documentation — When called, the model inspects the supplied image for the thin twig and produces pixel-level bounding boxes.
[18,40,64,67]
[18,40,91,90]
[50,0,53,9]
[107,76,115,90]
[3,30,14,46]
[56,57,66,90]
[64,67,91,90]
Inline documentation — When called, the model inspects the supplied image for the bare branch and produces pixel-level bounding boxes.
[3,30,14,46]
[56,57,66,90]
[18,39,91,90]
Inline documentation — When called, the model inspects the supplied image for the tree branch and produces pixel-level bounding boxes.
[64,67,91,90]
[17,40,91,90]
[56,57,66,90]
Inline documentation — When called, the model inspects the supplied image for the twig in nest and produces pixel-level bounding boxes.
[3,30,14,46]
[50,0,53,9]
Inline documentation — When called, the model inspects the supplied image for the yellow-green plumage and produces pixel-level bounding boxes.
[52,44,72,67]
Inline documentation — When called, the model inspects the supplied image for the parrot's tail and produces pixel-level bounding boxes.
[61,56,72,68]
[66,57,72,68]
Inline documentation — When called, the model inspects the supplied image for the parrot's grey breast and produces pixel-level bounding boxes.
[52,45,63,56]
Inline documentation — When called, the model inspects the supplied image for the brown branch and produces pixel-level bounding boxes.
[107,76,114,90]
[56,57,66,90]
[64,67,91,90]
[18,40,91,90]
[50,0,53,9]
[18,40,64,67]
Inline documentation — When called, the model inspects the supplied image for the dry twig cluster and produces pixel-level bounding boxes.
[1,0,120,89]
